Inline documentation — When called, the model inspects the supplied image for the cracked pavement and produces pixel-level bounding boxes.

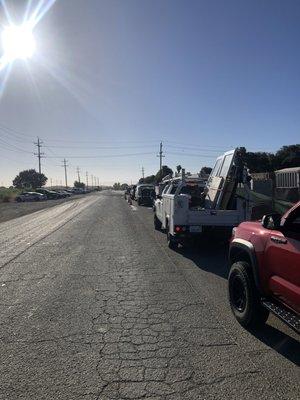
[0,191,299,399]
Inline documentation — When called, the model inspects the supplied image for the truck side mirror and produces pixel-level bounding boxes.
[261,213,282,230]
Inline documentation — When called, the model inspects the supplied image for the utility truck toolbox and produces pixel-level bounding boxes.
[153,149,252,249]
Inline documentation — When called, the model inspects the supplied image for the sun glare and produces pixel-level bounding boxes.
[1,24,36,62]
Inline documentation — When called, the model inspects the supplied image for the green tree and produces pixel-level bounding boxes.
[237,147,274,172]
[13,169,47,189]
[155,165,173,183]
[274,145,300,169]
[113,182,121,190]
[200,166,212,177]
[74,181,85,189]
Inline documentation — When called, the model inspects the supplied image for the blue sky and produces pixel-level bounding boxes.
[0,0,299,186]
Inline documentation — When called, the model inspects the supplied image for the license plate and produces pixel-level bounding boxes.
[190,226,202,233]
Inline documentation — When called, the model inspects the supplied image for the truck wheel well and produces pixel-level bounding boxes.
[230,247,252,266]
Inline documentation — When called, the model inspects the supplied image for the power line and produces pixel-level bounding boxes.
[167,151,217,158]
[166,144,227,153]
[45,152,156,159]
[0,137,33,154]
[0,122,35,140]
[44,144,158,150]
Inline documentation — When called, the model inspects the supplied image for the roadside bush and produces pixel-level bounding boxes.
[0,188,22,203]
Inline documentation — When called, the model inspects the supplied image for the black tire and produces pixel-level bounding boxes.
[154,214,162,231]
[16,197,22,202]
[228,261,269,329]
[167,232,178,250]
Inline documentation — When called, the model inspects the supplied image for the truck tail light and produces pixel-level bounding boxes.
[175,226,186,232]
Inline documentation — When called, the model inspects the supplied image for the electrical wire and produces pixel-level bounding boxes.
[0,137,33,154]
[45,152,156,159]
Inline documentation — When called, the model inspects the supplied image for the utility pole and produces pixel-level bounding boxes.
[157,142,165,180]
[76,166,81,182]
[62,159,68,188]
[97,177,100,187]
[86,171,89,189]
[141,166,145,179]
[34,137,44,174]
[91,174,94,188]
[50,178,53,188]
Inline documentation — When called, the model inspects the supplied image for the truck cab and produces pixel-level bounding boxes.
[228,201,300,333]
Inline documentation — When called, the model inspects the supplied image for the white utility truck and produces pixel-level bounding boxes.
[153,149,251,249]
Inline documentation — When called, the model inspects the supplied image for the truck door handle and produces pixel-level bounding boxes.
[270,236,287,244]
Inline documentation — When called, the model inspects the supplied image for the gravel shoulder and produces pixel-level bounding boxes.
[0,194,88,223]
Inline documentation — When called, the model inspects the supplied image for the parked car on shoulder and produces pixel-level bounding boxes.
[15,192,46,202]
[228,201,300,333]
[71,188,85,194]
[54,190,71,198]
[35,188,60,200]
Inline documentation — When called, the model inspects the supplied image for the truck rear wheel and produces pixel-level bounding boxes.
[228,261,269,329]
[154,214,162,231]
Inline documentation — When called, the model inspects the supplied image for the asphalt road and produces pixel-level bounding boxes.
[0,191,299,399]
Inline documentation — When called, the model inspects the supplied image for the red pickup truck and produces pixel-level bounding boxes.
[228,201,299,333]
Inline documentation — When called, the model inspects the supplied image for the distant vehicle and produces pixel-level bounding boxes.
[71,188,85,194]
[153,149,251,249]
[54,190,71,198]
[15,192,46,202]
[35,188,60,200]
[135,184,155,206]
[228,201,300,333]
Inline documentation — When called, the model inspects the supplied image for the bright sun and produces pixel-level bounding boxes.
[1,24,36,62]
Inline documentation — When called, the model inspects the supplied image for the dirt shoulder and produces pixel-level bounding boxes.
[0,195,86,223]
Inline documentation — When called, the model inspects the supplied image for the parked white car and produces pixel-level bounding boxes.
[153,149,251,249]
